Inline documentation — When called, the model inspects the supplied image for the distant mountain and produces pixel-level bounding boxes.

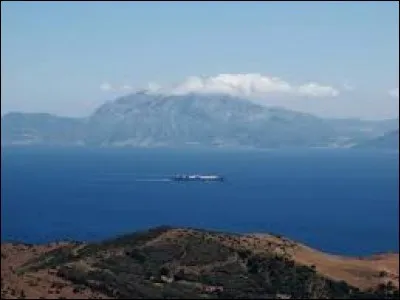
[325,118,398,140]
[1,92,399,149]
[1,112,85,146]
[353,129,399,150]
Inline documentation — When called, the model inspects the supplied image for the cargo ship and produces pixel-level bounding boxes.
[171,174,224,182]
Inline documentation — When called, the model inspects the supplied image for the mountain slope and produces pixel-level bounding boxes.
[1,112,85,146]
[325,118,399,144]
[353,130,399,150]
[1,226,399,299]
[85,92,340,148]
[1,92,398,148]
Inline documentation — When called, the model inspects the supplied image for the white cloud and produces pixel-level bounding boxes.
[297,82,339,97]
[101,73,340,98]
[146,82,162,92]
[389,87,399,99]
[175,74,293,96]
[343,82,355,91]
[100,82,114,91]
[147,73,340,98]
[100,83,133,92]
[121,85,133,91]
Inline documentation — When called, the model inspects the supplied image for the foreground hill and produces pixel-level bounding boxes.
[2,92,398,148]
[1,226,399,299]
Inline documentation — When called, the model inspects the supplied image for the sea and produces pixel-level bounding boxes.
[1,146,398,256]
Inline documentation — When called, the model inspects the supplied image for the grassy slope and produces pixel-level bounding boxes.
[1,226,399,299]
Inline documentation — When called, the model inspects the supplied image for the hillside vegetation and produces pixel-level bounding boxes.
[1,226,399,299]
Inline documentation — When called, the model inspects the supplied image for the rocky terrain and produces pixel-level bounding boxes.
[1,226,399,299]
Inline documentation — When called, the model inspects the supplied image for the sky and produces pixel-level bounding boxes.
[1,1,399,120]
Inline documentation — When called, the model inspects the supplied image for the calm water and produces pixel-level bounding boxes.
[1,146,398,256]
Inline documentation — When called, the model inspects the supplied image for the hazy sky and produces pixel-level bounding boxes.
[1,1,399,120]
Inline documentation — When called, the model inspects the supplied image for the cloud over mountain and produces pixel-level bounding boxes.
[100,74,340,98]
[147,73,340,98]
[100,82,133,92]
[100,82,114,92]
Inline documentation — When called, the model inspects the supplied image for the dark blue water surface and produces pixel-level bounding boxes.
[1,146,398,256]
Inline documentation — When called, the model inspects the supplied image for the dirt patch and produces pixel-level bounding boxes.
[1,243,111,299]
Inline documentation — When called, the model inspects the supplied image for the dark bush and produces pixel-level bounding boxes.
[159,266,170,277]
[126,248,147,263]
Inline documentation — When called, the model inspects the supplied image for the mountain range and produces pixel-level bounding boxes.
[1,92,398,149]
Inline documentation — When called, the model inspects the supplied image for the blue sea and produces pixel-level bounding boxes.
[1,146,398,256]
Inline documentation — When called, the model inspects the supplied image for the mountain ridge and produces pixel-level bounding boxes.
[352,129,399,150]
[2,92,399,149]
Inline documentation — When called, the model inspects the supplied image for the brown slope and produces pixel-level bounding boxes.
[1,227,399,299]
[1,242,111,299]
[142,228,400,290]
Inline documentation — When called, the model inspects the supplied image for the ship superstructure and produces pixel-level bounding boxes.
[171,174,224,182]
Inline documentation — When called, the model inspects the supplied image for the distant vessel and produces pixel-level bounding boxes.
[171,174,224,182]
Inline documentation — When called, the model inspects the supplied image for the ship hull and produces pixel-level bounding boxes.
[172,175,224,182]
